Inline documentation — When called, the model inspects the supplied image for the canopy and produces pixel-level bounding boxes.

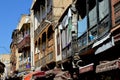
[23,71,45,80]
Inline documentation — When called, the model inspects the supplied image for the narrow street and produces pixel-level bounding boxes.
[0,0,120,80]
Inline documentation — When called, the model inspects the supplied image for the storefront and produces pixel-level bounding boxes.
[96,59,120,80]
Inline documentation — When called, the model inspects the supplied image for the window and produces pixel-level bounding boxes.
[61,30,66,48]
[99,0,109,21]
[78,33,87,48]
[62,49,67,60]
[41,57,46,65]
[48,52,53,61]
[88,27,97,42]
[38,38,40,51]
[47,0,52,13]
[42,42,46,51]
[78,16,87,37]
[42,6,46,19]
[57,33,60,55]
[89,6,97,28]
[82,34,87,46]
[98,16,109,37]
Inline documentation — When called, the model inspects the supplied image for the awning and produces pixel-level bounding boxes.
[79,63,94,74]
[23,72,34,80]
[96,59,120,73]
[23,71,45,80]
[33,71,46,78]
[95,37,114,55]
[92,33,111,48]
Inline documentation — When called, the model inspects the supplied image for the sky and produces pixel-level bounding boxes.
[0,0,32,54]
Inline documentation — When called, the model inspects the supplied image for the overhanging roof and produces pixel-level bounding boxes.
[31,0,45,10]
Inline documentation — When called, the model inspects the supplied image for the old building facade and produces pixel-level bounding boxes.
[0,54,10,77]
[17,15,31,72]
[10,29,19,74]
[9,0,120,79]
[30,0,73,71]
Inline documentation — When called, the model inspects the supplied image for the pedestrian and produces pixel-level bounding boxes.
[72,72,79,80]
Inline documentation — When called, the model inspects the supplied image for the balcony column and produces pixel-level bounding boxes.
[30,10,35,71]
[45,30,48,64]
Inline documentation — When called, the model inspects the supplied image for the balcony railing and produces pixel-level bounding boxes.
[17,34,30,49]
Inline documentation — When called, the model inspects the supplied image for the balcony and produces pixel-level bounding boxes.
[35,53,39,62]
[17,35,30,51]
[47,38,54,53]
[34,11,52,39]
[46,52,54,63]
[78,18,110,54]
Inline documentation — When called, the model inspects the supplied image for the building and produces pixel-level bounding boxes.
[0,54,10,77]
[95,0,120,79]
[8,0,120,79]
[55,0,115,79]
[75,0,113,79]
[30,0,73,71]
[10,29,19,74]
[55,0,79,75]
[17,14,31,72]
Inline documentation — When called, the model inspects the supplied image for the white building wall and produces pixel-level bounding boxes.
[30,10,35,70]
[55,24,62,62]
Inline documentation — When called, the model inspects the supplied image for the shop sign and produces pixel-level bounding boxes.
[96,60,120,73]
[79,63,94,74]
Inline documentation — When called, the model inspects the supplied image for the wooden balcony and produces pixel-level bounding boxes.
[35,53,39,62]
[17,35,30,51]
[47,38,54,53]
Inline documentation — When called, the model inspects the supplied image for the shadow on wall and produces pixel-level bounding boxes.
[0,61,5,74]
